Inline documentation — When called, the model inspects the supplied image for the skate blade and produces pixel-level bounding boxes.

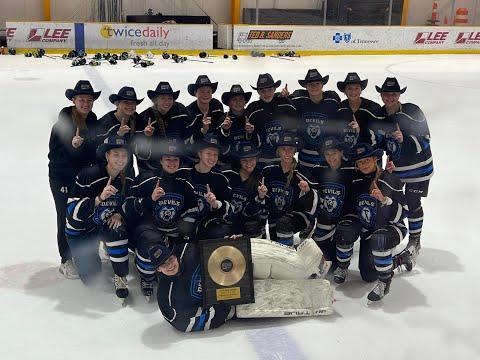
[144,295,151,303]
[367,298,384,306]
[116,296,128,306]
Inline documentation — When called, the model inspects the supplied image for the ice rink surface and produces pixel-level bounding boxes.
[0,53,479,360]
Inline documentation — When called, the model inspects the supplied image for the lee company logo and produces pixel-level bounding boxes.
[415,32,449,44]
[455,32,480,44]
[27,28,72,42]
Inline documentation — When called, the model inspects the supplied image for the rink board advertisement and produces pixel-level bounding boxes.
[84,23,213,50]
[6,22,76,49]
[232,25,480,51]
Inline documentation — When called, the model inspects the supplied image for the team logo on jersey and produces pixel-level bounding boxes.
[321,183,345,218]
[266,132,280,147]
[386,137,401,161]
[93,194,120,225]
[307,124,321,139]
[343,133,357,147]
[154,194,183,225]
[357,195,377,228]
[231,199,244,214]
[190,265,203,300]
[265,120,282,149]
[271,181,293,211]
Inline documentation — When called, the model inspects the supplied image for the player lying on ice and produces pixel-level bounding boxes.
[148,237,333,332]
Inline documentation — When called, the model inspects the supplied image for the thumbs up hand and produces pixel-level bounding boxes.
[151,179,165,201]
[392,123,403,143]
[72,127,85,148]
[144,117,155,137]
[100,177,117,201]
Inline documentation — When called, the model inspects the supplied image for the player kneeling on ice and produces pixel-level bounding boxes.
[149,238,333,332]
[333,143,409,302]
[65,136,134,303]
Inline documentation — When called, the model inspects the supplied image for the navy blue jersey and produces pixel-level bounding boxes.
[261,164,318,221]
[186,98,225,144]
[157,243,203,322]
[345,170,407,230]
[136,103,193,171]
[125,171,199,235]
[175,167,233,223]
[222,170,266,232]
[378,103,434,183]
[289,90,341,167]
[48,106,101,182]
[245,95,298,160]
[66,164,134,237]
[337,97,383,144]
[311,164,356,224]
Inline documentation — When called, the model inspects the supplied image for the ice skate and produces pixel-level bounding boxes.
[393,249,413,272]
[58,259,79,280]
[141,279,154,302]
[367,278,391,304]
[333,267,348,284]
[114,275,128,305]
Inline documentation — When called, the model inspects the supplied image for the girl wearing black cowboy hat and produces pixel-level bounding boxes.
[176,134,233,240]
[336,72,382,144]
[245,73,298,169]
[310,137,356,274]
[136,82,192,173]
[261,131,318,246]
[124,140,200,301]
[374,77,434,268]
[332,143,409,302]
[222,141,267,238]
[65,136,135,303]
[48,80,102,279]
[288,69,342,169]
[185,75,225,145]
[98,86,144,174]
[219,85,261,168]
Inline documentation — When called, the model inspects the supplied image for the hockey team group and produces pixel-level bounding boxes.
[48,68,433,332]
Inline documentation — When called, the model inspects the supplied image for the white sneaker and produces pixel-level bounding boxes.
[59,259,79,279]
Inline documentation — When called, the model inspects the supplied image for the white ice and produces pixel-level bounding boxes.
[0,53,479,360]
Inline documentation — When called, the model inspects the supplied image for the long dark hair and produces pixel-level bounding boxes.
[233,157,262,193]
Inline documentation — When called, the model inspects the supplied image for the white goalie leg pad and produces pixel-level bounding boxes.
[236,279,333,318]
[251,238,323,279]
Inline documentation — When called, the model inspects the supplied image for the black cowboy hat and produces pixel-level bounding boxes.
[65,80,101,100]
[337,72,368,93]
[321,137,348,153]
[148,244,174,269]
[195,134,222,152]
[159,139,184,157]
[147,82,180,100]
[187,75,218,96]
[96,135,130,160]
[221,84,252,106]
[276,131,299,148]
[298,69,329,88]
[232,141,259,159]
[349,143,384,161]
[375,77,407,94]
[251,73,281,91]
[109,86,144,104]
